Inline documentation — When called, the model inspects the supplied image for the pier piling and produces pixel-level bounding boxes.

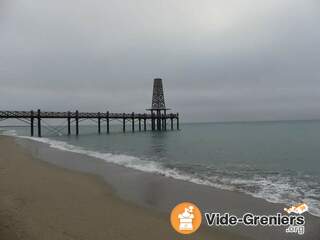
[150,110,154,131]
[76,110,79,136]
[122,113,126,132]
[157,110,161,131]
[67,111,71,135]
[30,110,34,137]
[164,110,167,130]
[132,112,135,132]
[176,113,179,130]
[37,109,41,137]
[138,116,141,131]
[171,117,173,130]
[106,111,110,134]
[98,112,101,134]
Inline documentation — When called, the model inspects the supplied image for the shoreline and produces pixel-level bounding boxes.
[9,132,320,219]
[1,135,320,239]
[0,135,241,239]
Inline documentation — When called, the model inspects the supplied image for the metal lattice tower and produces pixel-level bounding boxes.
[150,78,168,110]
[146,78,174,131]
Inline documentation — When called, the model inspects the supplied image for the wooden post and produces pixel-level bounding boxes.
[67,111,71,135]
[37,109,41,137]
[151,110,155,131]
[176,113,179,130]
[122,113,126,132]
[157,110,161,131]
[98,112,101,134]
[106,111,110,134]
[76,110,79,136]
[138,115,141,131]
[132,112,135,132]
[164,110,167,131]
[150,110,153,130]
[30,110,34,137]
[171,117,174,130]
[154,110,157,131]
[144,114,147,131]
[156,110,159,131]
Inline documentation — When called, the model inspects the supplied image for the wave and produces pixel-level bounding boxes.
[1,129,320,218]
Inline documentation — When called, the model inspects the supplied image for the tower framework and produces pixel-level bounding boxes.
[147,78,177,131]
[151,78,167,110]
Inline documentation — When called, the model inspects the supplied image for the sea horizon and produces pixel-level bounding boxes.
[2,117,320,127]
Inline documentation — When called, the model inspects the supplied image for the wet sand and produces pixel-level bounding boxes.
[16,136,320,240]
[0,136,242,240]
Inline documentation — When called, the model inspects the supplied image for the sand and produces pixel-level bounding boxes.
[0,136,241,240]
[16,136,320,240]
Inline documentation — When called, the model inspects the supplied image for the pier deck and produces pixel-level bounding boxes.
[0,110,179,137]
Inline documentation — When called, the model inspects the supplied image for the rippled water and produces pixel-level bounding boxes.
[2,121,320,217]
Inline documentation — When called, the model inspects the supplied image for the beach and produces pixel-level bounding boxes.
[0,135,244,240]
[1,134,320,239]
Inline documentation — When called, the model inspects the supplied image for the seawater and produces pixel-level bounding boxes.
[1,121,320,217]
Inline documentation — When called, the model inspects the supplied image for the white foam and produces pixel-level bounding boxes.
[10,134,219,187]
[2,130,320,218]
[217,175,320,218]
[302,198,320,217]
[1,129,18,136]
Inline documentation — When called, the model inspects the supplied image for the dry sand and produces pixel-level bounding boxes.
[0,136,242,240]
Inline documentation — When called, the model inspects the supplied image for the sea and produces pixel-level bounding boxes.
[1,121,320,218]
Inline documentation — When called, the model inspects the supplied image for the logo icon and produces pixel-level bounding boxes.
[284,203,309,215]
[170,202,202,234]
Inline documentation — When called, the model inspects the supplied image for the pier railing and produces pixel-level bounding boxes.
[0,110,180,137]
[0,111,178,119]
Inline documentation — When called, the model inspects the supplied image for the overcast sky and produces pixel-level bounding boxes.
[1,0,320,122]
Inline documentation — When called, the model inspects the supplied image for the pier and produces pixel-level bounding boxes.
[0,111,179,137]
[0,79,180,137]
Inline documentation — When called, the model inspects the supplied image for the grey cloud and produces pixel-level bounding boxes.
[0,0,320,122]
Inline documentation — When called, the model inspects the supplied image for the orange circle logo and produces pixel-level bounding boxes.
[170,202,202,234]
